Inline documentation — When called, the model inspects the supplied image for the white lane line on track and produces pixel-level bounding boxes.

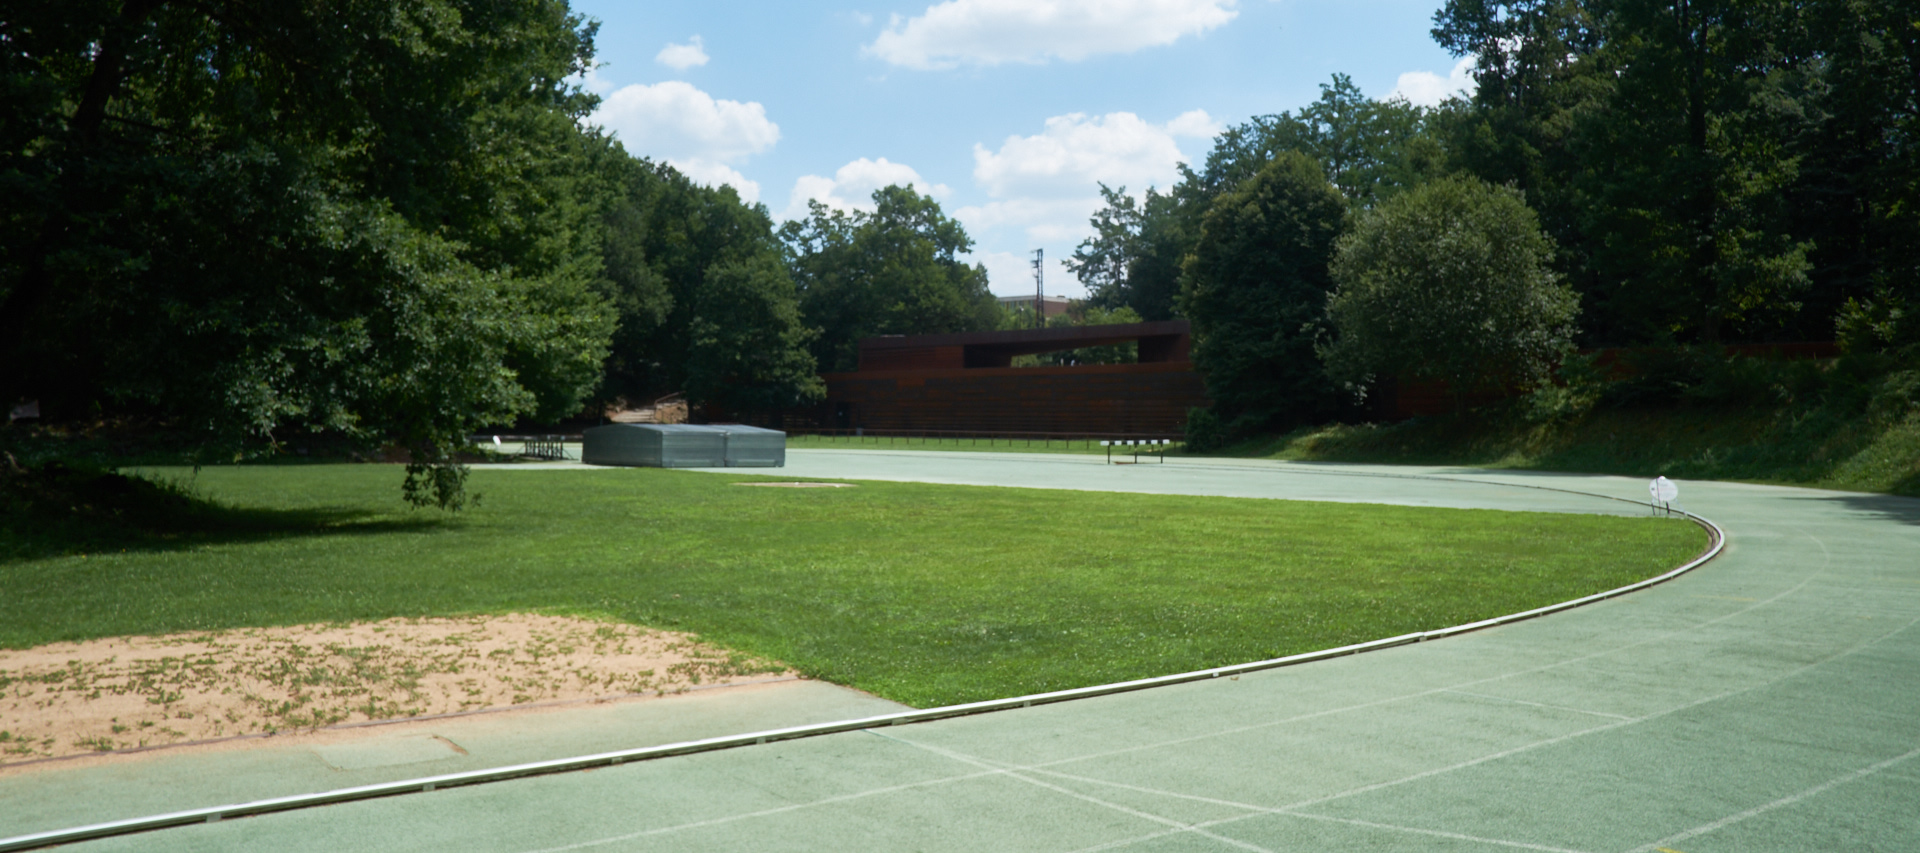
[863,729,1277,853]
[1252,614,1920,817]
[1029,769,1601,853]
[1623,743,1920,853]
[500,492,1866,853]
[516,767,1011,853]
[513,550,1845,853]
[870,740,1600,853]
[498,503,1839,853]
[1011,559,1832,777]
[862,611,1920,853]
[1438,689,1636,721]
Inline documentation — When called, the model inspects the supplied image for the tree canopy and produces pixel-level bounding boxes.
[595,159,817,415]
[1431,0,1915,347]
[780,187,1000,373]
[1180,152,1352,439]
[1324,177,1579,404]
[1070,75,1445,325]
[2,0,620,507]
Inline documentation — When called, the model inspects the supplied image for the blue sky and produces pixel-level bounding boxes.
[570,0,1473,298]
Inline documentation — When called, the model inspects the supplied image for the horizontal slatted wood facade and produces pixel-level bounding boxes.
[822,362,1209,436]
[794,321,1210,437]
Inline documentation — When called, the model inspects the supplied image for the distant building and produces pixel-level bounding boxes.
[995,294,1072,319]
[796,320,1209,437]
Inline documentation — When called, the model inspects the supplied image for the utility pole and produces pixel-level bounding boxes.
[1031,248,1044,329]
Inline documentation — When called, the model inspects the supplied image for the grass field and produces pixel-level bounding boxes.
[0,464,1706,708]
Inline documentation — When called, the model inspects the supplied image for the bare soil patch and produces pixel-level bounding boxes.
[0,615,788,764]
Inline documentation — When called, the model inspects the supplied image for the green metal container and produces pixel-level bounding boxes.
[581,424,786,468]
[718,424,786,468]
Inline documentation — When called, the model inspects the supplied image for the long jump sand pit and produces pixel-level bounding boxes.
[0,614,789,765]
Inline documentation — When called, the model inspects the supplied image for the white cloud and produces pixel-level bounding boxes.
[1387,56,1477,108]
[957,110,1211,293]
[970,110,1207,200]
[671,158,761,204]
[593,80,779,164]
[867,0,1238,70]
[970,250,1039,296]
[1164,108,1223,138]
[780,157,950,220]
[956,197,1106,242]
[655,36,710,71]
[589,80,776,204]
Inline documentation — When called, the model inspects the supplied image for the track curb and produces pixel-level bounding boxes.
[0,474,1724,852]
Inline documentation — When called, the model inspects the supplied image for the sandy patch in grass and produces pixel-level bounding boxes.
[0,615,788,764]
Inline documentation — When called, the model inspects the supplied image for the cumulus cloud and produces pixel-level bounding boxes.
[970,250,1048,294]
[1387,56,1478,107]
[955,198,1108,243]
[867,0,1238,70]
[591,80,776,202]
[655,36,710,71]
[955,110,1211,292]
[969,110,1208,200]
[780,157,950,220]
[672,159,762,204]
[594,80,778,163]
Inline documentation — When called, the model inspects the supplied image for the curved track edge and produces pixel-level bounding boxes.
[0,491,1725,852]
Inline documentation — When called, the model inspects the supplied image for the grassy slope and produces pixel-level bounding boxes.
[1215,403,1920,497]
[0,465,1702,708]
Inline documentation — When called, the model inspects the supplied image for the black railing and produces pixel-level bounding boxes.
[473,434,575,460]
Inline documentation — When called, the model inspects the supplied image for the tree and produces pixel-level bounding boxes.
[1193,74,1445,209]
[1179,152,1353,439]
[1323,176,1579,405]
[781,186,1000,372]
[595,160,794,407]
[1780,0,1920,349]
[1065,184,1192,321]
[1571,0,1811,344]
[0,0,617,508]
[683,255,825,418]
[1070,75,1444,324]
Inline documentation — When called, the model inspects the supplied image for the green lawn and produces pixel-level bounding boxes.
[0,464,1705,708]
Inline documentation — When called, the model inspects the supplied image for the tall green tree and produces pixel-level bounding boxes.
[780,186,999,372]
[1323,177,1579,405]
[1179,152,1353,439]
[1192,74,1445,209]
[1573,0,1811,344]
[0,0,617,507]
[1064,184,1191,321]
[1071,75,1444,323]
[1429,0,1916,347]
[595,160,805,408]
[683,255,824,418]
[1781,0,1920,349]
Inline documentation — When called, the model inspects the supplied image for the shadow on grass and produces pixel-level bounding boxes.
[0,466,445,562]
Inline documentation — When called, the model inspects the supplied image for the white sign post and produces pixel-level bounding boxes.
[1649,476,1679,515]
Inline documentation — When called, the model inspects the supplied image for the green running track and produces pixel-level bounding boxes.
[18,453,1920,852]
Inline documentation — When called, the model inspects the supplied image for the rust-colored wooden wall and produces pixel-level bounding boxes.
[793,321,1210,436]
[821,361,1208,436]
